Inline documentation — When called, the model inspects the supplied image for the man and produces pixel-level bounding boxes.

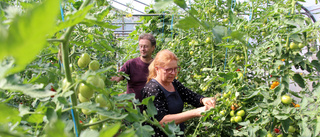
[111,33,156,102]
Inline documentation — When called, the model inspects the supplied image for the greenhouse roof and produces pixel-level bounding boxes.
[110,0,153,14]
[111,0,320,37]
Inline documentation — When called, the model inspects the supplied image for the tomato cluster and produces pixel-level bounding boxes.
[270,81,279,89]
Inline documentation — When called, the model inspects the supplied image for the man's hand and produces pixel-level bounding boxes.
[110,76,123,82]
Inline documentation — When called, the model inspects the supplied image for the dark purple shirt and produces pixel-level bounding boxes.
[120,57,150,101]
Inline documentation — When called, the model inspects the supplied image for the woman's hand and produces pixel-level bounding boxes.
[201,97,216,108]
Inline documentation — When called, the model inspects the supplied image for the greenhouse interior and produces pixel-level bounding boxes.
[1,0,320,136]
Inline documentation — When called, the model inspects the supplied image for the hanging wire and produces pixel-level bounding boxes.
[60,4,79,137]
[221,0,237,93]
[170,14,174,39]
[161,11,165,43]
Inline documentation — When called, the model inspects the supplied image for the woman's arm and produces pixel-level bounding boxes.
[159,106,208,126]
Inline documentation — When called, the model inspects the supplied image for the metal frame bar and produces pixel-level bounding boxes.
[133,0,149,6]
[112,22,143,24]
[111,0,145,14]
[114,30,135,32]
[297,2,317,23]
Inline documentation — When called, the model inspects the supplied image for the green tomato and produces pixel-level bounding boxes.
[95,94,108,107]
[310,47,316,52]
[77,53,91,68]
[230,117,235,123]
[236,110,245,117]
[223,93,229,98]
[236,55,241,61]
[81,108,91,115]
[89,60,100,71]
[281,95,292,104]
[222,18,228,23]
[276,134,283,137]
[79,83,94,99]
[220,110,226,115]
[99,114,108,120]
[98,77,105,89]
[69,64,74,72]
[89,118,100,130]
[234,116,242,123]
[288,126,295,133]
[230,110,235,117]
[298,43,304,48]
[289,42,298,49]
[78,93,90,103]
[205,37,211,44]
[238,72,243,79]
[62,78,71,92]
[267,133,273,137]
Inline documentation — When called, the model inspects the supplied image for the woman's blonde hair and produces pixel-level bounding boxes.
[147,49,179,83]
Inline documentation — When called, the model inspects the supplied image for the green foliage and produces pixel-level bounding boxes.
[0,0,320,136]
[0,0,59,76]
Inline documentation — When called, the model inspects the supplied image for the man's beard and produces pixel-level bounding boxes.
[141,54,148,58]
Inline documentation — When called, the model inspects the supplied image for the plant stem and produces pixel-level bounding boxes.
[192,117,203,137]
[59,0,93,135]
[47,38,64,43]
[35,123,39,136]
[82,118,109,129]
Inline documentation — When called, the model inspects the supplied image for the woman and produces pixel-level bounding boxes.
[141,49,216,136]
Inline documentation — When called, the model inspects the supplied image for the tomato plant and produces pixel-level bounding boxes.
[1,0,320,136]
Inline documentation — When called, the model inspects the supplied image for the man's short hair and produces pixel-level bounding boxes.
[139,33,156,47]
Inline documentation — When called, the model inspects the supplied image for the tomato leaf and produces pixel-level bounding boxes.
[45,119,70,137]
[311,60,320,72]
[281,118,292,133]
[0,77,56,98]
[27,113,45,124]
[0,103,21,124]
[77,102,128,120]
[154,0,173,11]
[54,4,93,32]
[82,19,120,29]
[141,96,157,117]
[292,73,305,88]
[114,93,135,101]
[300,118,311,136]
[314,85,320,99]
[0,0,59,76]
[135,123,154,137]
[317,51,320,60]
[80,129,99,137]
[99,122,121,137]
[163,121,182,136]
[314,116,320,136]
[117,128,136,137]
[212,26,228,43]
[291,34,303,42]
[124,106,144,122]
[173,0,187,9]
[175,16,201,30]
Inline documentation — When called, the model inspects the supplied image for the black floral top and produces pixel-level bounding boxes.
[141,79,204,137]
